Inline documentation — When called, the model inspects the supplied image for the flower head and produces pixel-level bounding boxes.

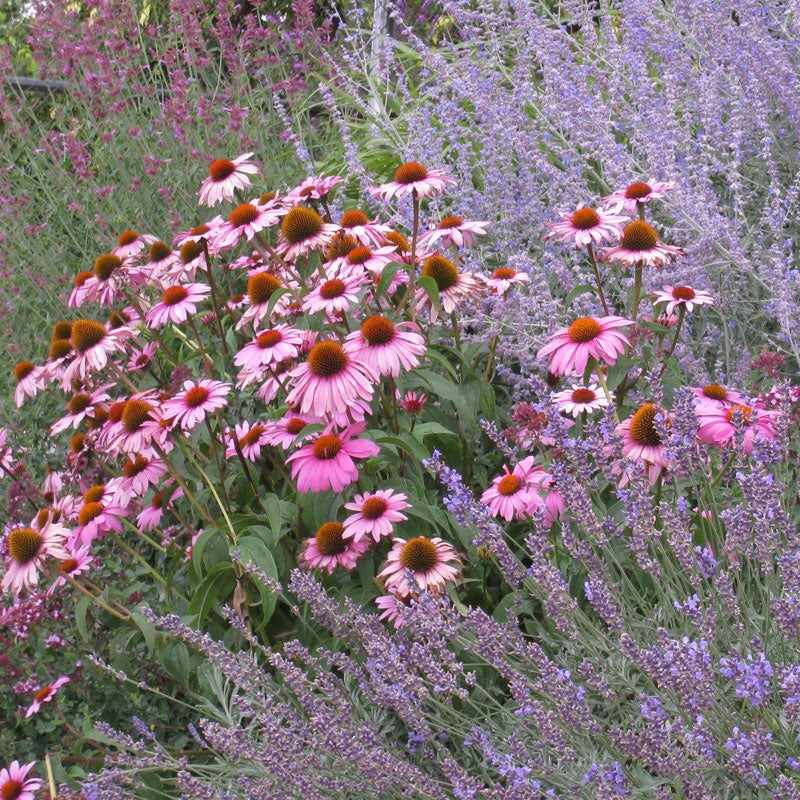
[344,316,426,377]
[162,379,231,431]
[597,221,684,267]
[481,456,559,523]
[145,282,211,328]
[25,675,70,718]
[278,206,338,260]
[377,536,462,596]
[545,204,628,248]
[369,162,456,202]
[485,266,530,296]
[418,216,490,249]
[695,401,779,454]
[1,519,71,596]
[552,383,612,416]
[416,254,485,322]
[0,761,42,800]
[198,152,259,207]
[537,316,632,377]
[299,521,371,573]
[603,179,673,215]
[343,489,410,542]
[652,285,714,316]
[617,403,670,484]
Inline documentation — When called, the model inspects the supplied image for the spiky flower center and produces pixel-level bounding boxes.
[108,310,130,329]
[340,209,369,227]
[52,321,72,341]
[492,267,517,280]
[247,272,282,305]
[672,286,696,301]
[571,388,597,403]
[83,485,106,504]
[69,433,86,454]
[497,474,521,496]
[313,434,343,460]
[726,404,754,425]
[567,317,602,343]
[74,269,94,288]
[315,522,347,555]
[14,361,34,382]
[117,230,138,247]
[149,241,172,262]
[123,456,149,477]
[35,507,60,528]
[702,384,728,400]
[400,536,438,572]
[361,497,388,519]
[361,315,396,346]
[629,403,661,446]
[257,330,283,349]
[94,253,122,281]
[229,203,259,227]
[34,684,55,703]
[394,162,428,184]
[347,246,373,265]
[162,286,189,307]
[325,233,359,260]
[8,527,42,564]
[286,418,308,435]
[71,319,106,353]
[439,215,463,229]
[625,181,653,200]
[385,231,410,252]
[67,393,91,415]
[209,158,236,181]
[49,339,72,360]
[620,221,658,251]
[422,255,459,291]
[259,191,277,204]
[308,341,348,378]
[281,207,324,244]
[240,425,266,447]
[59,558,79,574]
[1,777,25,800]
[180,241,204,264]
[184,386,210,408]
[87,407,108,429]
[151,493,164,510]
[78,502,104,525]
[190,224,210,237]
[570,207,601,229]
[320,278,346,300]
[122,399,154,432]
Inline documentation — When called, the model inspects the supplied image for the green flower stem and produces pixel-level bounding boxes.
[586,243,610,316]
[200,237,232,363]
[710,451,737,490]
[153,442,217,528]
[594,364,619,422]
[111,534,184,601]
[400,189,421,322]
[205,413,230,511]
[658,305,686,377]
[631,261,643,323]
[187,316,215,377]
[62,573,129,620]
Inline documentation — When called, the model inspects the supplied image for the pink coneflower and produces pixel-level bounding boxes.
[286,340,378,419]
[603,179,673,215]
[285,173,344,203]
[652,285,714,315]
[50,384,113,435]
[116,455,168,502]
[80,253,142,307]
[369,161,456,202]
[235,270,293,331]
[46,544,93,595]
[162,379,231,431]
[481,456,549,522]
[344,316,426,377]
[136,488,183,532]
[286,423,380,493]
[302,272,367,316]
[485,266,531,296]
[212,201,285,251]
[545,205,628,248]
[617,403,670,484]
[225,420,271,461]
[102,393,163,457]
[235,325,305,375]
[552,383,611,416]
[278,206,339,260]
[0,761,42,800]
[419,215,490,249]
[343,489,410,542]
[1,519,71,596]
[335,244,398,278]
[537,316,632,377]
[299,521,371,573]
[377,536,462,596]
[25,675,70,718]
[71,491,130,547]
[597,221,685,267]
[198,152,259,207]
[127,342,158,372]
[375,592,411,628]
[140,239,181,283]
[337,209,392,247]
[695,400,779,454]
[145,282,211,328]
[13,361,46,407]
[113,229,156,258]
[60,319,133,389]
[400,390,427,414]
[416,254,486,322]
[262,411,319,450]
[691,383,746,408]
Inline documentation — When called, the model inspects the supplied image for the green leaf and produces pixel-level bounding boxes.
[130,609,157,655]
[188,562,235,625]
[75,595,90,641]
[376,262,402,297]
[418,275,440,314]
[237,537,280,625]
[564,283,596,308]
[161,641,191,685]
[376,433,430,461]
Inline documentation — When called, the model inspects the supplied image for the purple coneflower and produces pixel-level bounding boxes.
[1,518,71,596]
[369,161,456,202]
[551,383,611,417]
[198,153,259,207]
[343,489,410,543]
[603,179,673,215]
[344,316,426,377]
[25,675,70,718]
[419,215,490,249]
[537,316,632,377]
[377,536,462,596]
[162,379,231,431]
[545,204,628,248]
[0,761,42,800]
[597,221,684,267]
[652,285,714,315]
[299,522,371,573]
[145,282,211,328]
